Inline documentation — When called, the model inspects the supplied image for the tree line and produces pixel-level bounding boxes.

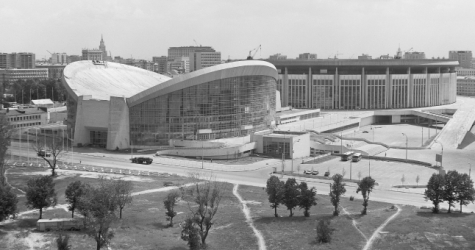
[2,78,67,105]
[424,171,475,213]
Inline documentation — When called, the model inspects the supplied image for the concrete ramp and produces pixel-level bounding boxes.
[435,102,475,149]
[411,110,450,123]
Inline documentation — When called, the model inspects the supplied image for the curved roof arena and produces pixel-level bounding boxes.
[127,60,277,107]
[62,61,171,101]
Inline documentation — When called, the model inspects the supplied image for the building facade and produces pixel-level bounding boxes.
[0,52,35,69]
[81,49,103,61]
[298,53,317,60]
[51,53,68,64]
[457,76,475,96]
[267,59,458,110]
[189,52,221,72]
[152,56,168,74]
[168,46,215,60]
[36,64,65,79]
[358,54,372,60]
[449,50,472,68]
[0,107,48,129]
[0,68,48,82]
[404,52,426,60]
[456,68,475,76]
[269,53,287,60]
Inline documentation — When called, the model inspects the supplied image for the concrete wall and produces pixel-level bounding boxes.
[360,116,374,127]
[74,96,110,146]
[107,97,130,150]
[49,112,67,124]
[156,142,256,159]
[392,115,401,123]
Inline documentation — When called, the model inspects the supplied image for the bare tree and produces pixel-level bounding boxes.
[181,172,226,247]
[114,178,133,219]
[33,135,65,176]
[164,191,180,227]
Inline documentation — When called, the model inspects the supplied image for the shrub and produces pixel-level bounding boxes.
[349,196,354,201]
[316,219,333,243]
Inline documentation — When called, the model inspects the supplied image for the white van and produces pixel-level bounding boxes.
[37,218,83,231]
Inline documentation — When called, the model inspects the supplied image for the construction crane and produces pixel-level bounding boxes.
[193,39,201,47]
[328,51,342,59]
[247,45,261,60]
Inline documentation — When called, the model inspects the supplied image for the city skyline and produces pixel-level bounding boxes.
[1,0,474,61]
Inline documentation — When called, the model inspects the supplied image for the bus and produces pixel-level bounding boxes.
[37,218,83,231]
[341,151,354,161]
[351,153,362,162]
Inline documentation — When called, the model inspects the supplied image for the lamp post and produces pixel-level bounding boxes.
[291,139,301,174]
[350,159,352,180]
[434,140,443,170]
[402,133,408,159]
[469,163,472,179]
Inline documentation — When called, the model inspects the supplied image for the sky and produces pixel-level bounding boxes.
[1,0,474,61]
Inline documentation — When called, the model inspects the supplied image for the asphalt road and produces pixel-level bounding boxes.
[8,141,475,212]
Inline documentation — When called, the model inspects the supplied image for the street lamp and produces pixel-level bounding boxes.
[402,133,408,159]
[434,140,444,170]
[469,163,472,178]
[291,139,301,174]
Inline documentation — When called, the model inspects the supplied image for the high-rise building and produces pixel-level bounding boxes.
[404,52,426,60]
[51,53,68,64]
[190,52,221,72]
[99,35,107,60]
[168,46,215,60]
[269,54,287,60]
[298,53,317,60]
[152,56,168,74]
[358,54,372,60]
[0,53,36,69]
[449,50,472,68]
[168,57,190,73]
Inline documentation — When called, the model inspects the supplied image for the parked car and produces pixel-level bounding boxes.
[130,157,153,164]
[324,171,330,177]
[37,218,83,232]
[312,170,319,175]
[304,170,312,175]
[37,150,51,157]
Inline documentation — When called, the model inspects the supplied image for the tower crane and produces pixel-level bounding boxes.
[247,45,261,60]
[193,39,201,47]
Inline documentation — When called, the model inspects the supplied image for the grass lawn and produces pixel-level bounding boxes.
[372,206,475,250]
[237,184,398,250]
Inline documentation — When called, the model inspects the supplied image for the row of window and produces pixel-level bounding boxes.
[7,115,41,122]
[11,122,41,128]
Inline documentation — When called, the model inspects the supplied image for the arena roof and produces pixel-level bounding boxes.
[127,60,277,107]
[62,61,171,101]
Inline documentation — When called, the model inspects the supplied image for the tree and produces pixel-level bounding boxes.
[25,175,57,219]
[0,184,18,221]
[455,173,475,213]
[0,115,12,186]
[180,217,201,250]
[33,136,65,176]
[356,176,376,215]
[65,181,86,218]
[444,170,460,213]
[298,182,317,217]
[181,173,225,247]
[114,179,133,219]
[329,174,346,216]
[82,177,118,250]
[316,219,333,243]
[416,175,420,186]
[283,178,300,217]
[266,175,284,217]
[56,232,71,250]
[401,174,405,186]
[164,191,180,227]
[424,173,445,213]
[76,183,93,228]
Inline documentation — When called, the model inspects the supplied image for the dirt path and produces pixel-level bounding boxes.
[232,184,267,250]
[340,206,369,242]
[362,205,401,250]
[131,182,202,196]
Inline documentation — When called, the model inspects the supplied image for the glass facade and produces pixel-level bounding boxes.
[129,75,276,146]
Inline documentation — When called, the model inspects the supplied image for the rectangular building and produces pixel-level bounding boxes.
[51,53,68,64]
[0,52,35,69]
[152,56,168,74]
[298,53,317,60]
[190,52,221,72]
[449,50,472,68]
[269,53,287,60]
[168,46,215,60]
[0,68,48,82]
[404,52,426,60]
[358,54,372,60]
[36,64,66,79]
[0,107,48,129]
[82,49,103,60]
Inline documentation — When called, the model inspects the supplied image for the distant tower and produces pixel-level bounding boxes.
[99,35,107,60]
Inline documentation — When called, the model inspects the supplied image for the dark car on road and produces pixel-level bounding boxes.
[37,150,51,157]
[130,157,153,164]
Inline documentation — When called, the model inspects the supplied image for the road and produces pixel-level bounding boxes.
[8,141,475,212]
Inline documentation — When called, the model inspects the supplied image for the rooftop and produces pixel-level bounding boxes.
[266,59,459,67]
[62,61,171,101]
[0,107,47,116]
